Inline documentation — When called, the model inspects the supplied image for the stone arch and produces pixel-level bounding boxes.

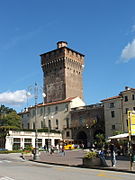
[76,131,87,148]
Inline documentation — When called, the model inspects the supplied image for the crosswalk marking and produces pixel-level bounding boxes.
[0,177,15,180]
[3,160,11,163]
[0,160,11,163]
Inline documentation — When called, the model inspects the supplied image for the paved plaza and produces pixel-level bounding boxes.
[24,149,135,173]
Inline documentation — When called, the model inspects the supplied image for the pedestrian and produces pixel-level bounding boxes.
[109,142,116,167]
[81,143,84,149]
[50,145,54,155]
[98,149,108,167]
[44,144,47,151]
[61,145,65,156]
[56,144,60,153]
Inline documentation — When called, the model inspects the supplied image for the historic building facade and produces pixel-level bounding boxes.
[70,103,104,147]
[20,97,85,140]
[101,87,135,138]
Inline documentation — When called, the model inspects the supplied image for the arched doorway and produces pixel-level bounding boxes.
[76,131,87,148]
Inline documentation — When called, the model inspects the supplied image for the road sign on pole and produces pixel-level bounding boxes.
[128,111,135,136]
[128,111,135,170]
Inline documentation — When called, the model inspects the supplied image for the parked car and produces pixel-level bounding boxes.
[0,148,8,151]
[64,144,75,150]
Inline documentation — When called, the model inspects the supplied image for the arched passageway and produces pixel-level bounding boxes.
[76,131,87,148]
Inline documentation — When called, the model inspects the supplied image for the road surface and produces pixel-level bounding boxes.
[0,153,135,180]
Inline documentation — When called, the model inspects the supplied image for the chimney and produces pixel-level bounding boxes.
[125,86,131,90]
[57,41,68,48]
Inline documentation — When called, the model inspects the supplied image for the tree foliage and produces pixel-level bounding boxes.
[0,105,21,128]
[95,133,105,148]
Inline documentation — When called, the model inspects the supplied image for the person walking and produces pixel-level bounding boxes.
[109,142,116,167]
[61,144,65,156]
[98,149,108,167]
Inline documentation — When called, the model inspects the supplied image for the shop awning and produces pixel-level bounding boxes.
[108,133,129,140]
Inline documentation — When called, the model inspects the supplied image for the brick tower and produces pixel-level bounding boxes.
[40,41,84,103]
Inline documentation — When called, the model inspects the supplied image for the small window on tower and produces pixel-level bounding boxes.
[111,111,115,118]
[55,106,58,113]
[124,96,128,102]
[110,103,114,108]
[66,131,70,137]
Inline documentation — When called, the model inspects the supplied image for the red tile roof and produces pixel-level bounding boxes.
[101,95,121,102]
[39,97,77,107]
[27,97,77,110]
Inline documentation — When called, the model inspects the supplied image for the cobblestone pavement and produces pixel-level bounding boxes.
[24,149,135,173]
[39,149,84,166]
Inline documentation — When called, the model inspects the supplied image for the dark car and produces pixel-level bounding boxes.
[0,148,8,151]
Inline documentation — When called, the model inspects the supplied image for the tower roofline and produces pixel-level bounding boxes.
[40,46,85,57]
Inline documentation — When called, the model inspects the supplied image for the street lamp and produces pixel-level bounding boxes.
[34,83,39,160]
[27,82,45,160]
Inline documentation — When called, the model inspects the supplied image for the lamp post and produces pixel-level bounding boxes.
[34,83,39,160]
[27,82,46,160]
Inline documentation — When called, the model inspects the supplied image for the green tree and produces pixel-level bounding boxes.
[5,111,21,128]
[113,130,123,136]
[95,133,105,148]
[0,105,21,128]
[0,105,21,148]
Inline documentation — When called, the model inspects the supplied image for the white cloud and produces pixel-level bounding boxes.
[0,90,28,105]
[120,39,135,63]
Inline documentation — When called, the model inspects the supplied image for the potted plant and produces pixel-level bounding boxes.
[83,151,101,167]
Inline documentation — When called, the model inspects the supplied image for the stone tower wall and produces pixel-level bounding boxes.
[41,42,84,103]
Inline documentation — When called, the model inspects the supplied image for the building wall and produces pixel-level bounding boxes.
[64,48,84,100]
[103,98,123,138]
[121,89,135,132]
[102,87,135,138]
[5,130,62,150]
[20,97,85,141]
[21,111,29,129]
[71,103,104,147]
[28,102,70,131]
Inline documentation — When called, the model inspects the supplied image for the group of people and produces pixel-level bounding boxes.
[44,144,65,156]
[98,142,117,167]
[93,141,117,167]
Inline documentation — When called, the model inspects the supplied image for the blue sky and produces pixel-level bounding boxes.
[0,0,135,112]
